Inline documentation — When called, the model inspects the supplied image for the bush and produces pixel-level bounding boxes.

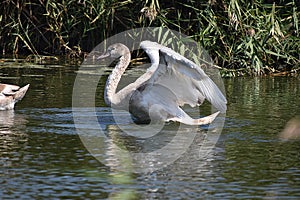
[0,0,299,76]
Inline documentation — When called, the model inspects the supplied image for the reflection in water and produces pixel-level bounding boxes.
[0,108,110,199]
[0,63,300,199]
[0,110,17,127]
[105,124,200,171]
[75,107,223,174]
[279,117,300,140]
[0,110,29,199]
[0,110,28,166]
[218,77,300,199]
[76,107,223,198]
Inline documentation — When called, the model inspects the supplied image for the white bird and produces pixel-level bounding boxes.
[0,84,29,110]
[98,41,227,125]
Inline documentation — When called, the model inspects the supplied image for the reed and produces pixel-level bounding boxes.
[0,0,299,76]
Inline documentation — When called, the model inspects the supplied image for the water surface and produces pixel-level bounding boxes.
[0,62,299,199]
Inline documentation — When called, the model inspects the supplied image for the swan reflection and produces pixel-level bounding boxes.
[76,107,223,173]
[0,110,28,167]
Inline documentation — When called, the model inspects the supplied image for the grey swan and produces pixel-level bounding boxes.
[98,41,227,125]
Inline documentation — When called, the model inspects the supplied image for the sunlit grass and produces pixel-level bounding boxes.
[0,0,299,76]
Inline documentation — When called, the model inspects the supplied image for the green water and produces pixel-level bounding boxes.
[0,62,299,199]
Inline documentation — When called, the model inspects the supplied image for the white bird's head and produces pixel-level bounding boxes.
[98,43,130,59]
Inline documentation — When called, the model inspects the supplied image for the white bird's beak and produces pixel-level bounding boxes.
[97,52,110,59]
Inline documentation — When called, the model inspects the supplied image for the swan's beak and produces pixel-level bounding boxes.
[97,52,110,59]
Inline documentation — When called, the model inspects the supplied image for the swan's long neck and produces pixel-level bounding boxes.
[104,52,131,107]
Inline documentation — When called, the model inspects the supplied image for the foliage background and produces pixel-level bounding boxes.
[0,0,299,76]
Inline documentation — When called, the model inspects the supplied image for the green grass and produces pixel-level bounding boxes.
[0,0,299,76]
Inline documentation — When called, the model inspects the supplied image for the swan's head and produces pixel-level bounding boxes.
[98,43,130,59]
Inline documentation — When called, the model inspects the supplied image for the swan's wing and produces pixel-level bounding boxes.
[0,84,20,95]
[140,40,227,113]
[129,83,220,125]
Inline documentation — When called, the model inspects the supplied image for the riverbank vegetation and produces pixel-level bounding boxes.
[0,0,299,76]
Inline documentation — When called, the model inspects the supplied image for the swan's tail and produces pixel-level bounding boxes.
[14,84,30,102]
[169,111,220,126]
[192,111,220,125]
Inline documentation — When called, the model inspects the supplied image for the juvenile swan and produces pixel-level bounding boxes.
[98,41,227,125]
[0,84,29,110]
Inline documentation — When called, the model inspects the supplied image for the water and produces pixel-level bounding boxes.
[0,61,299,199]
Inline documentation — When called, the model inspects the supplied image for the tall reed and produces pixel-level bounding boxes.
[0,0,299,76]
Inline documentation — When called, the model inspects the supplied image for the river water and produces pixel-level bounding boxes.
[0,60,299,199]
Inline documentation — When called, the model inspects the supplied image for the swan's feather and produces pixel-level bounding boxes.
[0,84,29,110]
[139,40,227,113]
[0,84,20,95]
[105,41,227,125]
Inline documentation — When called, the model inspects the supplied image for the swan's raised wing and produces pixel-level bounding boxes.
[0,84,20,95]
[140,40,227,113]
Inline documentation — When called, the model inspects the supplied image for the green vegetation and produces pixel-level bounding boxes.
[0,0,299,76]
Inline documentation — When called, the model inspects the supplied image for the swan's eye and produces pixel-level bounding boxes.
[109,47,116,52]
